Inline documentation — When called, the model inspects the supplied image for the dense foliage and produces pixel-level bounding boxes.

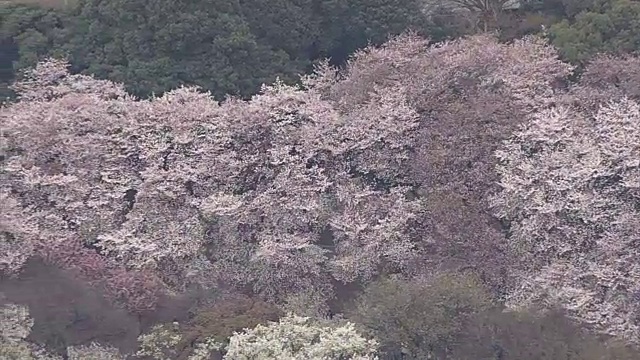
[548,0,640,63]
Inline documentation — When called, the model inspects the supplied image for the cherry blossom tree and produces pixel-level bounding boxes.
[490,98,640,341]
[1,32,578,315]
[321,32,573,296]
[0,56,422,312]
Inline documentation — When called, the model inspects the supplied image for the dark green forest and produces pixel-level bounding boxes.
[2,0,639,101]
[1,0,640,359]
[1,0,432,100]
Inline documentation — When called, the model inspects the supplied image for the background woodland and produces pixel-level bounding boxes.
[1,0,640,100]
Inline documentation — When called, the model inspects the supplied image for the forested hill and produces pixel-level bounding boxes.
[2,0,640,101]
[1,1,640,360]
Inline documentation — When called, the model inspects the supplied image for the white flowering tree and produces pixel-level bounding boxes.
[224,314,379,360]
[490,98,640,341]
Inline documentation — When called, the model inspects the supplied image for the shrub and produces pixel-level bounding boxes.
[346,272,496,359]
[175,294,283,359]
[453,307,640,360]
